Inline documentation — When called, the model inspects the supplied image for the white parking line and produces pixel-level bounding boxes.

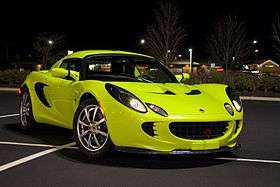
[0,142,75,172]
[240,96,280,102]
[0,113,19,119]
[0,141,78,149]
[216,157,280,164]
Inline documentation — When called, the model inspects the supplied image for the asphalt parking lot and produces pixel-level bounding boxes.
[0,91,280,186]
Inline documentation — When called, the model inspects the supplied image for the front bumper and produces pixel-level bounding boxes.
[103,101,243,152]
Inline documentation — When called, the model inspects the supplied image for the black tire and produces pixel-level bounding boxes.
[19,88,36,130]
[73,99,113,158]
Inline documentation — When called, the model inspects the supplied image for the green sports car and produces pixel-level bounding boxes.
[19,50,243,157]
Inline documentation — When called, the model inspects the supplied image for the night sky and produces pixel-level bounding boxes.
[1,0,280,62]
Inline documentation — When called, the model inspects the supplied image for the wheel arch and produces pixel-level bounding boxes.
[79,92,99,106]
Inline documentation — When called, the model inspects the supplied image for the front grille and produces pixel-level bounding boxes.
[169,122,229,140]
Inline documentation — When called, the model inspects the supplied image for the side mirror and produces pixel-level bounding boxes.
[175,73,190,83]
[50,68,68,78]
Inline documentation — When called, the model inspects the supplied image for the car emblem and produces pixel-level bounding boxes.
[203,128,212,138]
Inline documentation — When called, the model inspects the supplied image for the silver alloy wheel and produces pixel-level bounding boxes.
[20,92,31,127]
[77,105,108,152]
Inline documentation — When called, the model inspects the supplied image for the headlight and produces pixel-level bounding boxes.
[105,83,147,113]
[146,103,168,117]
[226,87,242,112]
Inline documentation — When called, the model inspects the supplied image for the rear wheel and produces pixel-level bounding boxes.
[73,99,113,158]
[19,89,36,130]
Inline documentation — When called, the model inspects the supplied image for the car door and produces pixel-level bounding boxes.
[44,58,82,128]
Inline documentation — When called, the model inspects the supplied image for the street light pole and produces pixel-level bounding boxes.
[188,48,192,73]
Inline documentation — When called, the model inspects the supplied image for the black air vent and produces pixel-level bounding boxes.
[35,83,51,107]
[186,90,201,95]
[151,90,175,95]
[142,122,157,136]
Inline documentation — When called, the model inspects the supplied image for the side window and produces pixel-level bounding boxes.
[60,58,82,72]
[60,62,68,69]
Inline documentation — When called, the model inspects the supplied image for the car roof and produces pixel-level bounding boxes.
[64,50,153,59]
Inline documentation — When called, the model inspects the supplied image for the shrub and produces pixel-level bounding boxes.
[207,72,226,84]
[0,69,30,86]
[185,71,279,95]
[233,73,257,92]
[259,74,275,94]
[273,77,280,92]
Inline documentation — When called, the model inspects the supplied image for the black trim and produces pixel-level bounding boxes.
[115,144,240,155]
[34,83,51,107]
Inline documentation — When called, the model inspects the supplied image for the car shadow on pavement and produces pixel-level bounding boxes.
[59,148,236,169]
[2,123,74,145]
[3,123,237,169]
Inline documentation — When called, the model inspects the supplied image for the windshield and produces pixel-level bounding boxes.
[81,55,178,83]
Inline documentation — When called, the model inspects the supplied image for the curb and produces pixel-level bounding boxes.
[0,88,18,92]
[0,87,280,102]
[240,96,280,102]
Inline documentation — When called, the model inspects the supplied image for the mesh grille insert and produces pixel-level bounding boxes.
[169,122,228,140]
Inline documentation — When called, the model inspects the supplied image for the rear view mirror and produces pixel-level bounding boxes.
[175,73,190,83]
[50,68,68,78]
[50,68,79,81]
[175,74,183,82]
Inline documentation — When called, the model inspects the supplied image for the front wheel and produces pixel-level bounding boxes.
[19,88,36,130]
[73,99,113,158]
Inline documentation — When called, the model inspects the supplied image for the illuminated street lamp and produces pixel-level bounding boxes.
[140,39,145,45]
[254,49,259,53]
[48,40,54,45]
[188,48,193,73]
[178,54,182,58]
[253,40,258,44]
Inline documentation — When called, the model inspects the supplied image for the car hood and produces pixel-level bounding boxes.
[107,82,228,116]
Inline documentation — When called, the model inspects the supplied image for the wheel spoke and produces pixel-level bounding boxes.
[95,118,105,126]
[92,107,98,122]
[95,130,107,137]
[93,134,100,147]
[79,120,90,127]
[87,133,92,147]
[81,130,90,137]
[84,108,91,123]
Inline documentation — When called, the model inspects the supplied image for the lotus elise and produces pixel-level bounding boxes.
[19,50,243,157]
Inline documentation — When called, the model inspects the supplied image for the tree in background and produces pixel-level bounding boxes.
[272,14,280,57]
[33,33,65,69]
[207,15,251,73]
[145,0,187,65]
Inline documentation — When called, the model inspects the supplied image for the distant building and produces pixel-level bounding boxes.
[245,59,280,76]
[168,60,200,74]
